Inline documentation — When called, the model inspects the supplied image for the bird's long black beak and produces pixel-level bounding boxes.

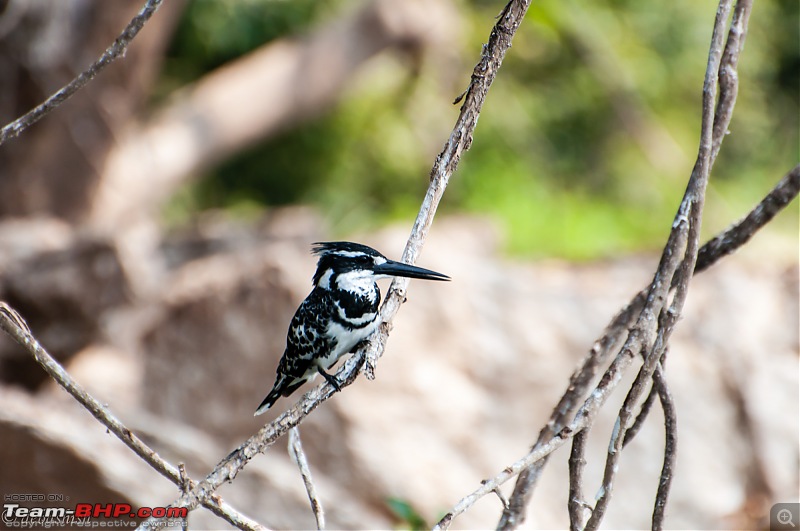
[373,260,450,281]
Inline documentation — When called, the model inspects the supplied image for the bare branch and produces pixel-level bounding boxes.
[496,163,798,530]
[0,302,266,531]
[696,164,800,272]
[621,377,659,449]
[651,364,678,531]
[433,421,581,531]
[567,429,590,531]
[0,0,164,147]
[503,165,799,530]
[289,428,325,530]
[0,302,180,482]
[585,324,673,529]
[712,0,754,162]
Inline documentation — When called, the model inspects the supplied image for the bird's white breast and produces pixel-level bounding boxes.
[319,317,380,370]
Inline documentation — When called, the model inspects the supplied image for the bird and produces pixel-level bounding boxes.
[255,241,449,415]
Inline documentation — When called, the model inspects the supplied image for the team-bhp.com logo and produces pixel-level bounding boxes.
[3,502,187,528]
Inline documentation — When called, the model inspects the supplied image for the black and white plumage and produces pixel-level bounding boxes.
[255,241,449,415]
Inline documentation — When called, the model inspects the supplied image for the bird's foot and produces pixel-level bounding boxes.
[353,338,371,351]
[317,367,342,392]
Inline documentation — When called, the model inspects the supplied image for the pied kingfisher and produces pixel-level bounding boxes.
[255,241,449,415]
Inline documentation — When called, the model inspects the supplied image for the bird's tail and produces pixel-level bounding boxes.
[254,373,306,416]
[254,388,281,416]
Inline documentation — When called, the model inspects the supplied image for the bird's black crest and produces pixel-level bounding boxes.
[311,241,383,257]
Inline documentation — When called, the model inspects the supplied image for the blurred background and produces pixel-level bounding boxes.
[0,0,797,529]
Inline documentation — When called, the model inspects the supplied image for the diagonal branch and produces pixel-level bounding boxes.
[0,0,164,146]
[289,428,325,530]
[567,429,590,531]
[0,302,266,531]
[696,164,798,271]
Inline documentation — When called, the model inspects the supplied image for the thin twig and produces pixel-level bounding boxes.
[711,0,754,162]
[140,0,534,527]
[623,349,669,449]
[480,479,510,510]
[632,160,799,450]
[433,420,586,531]
[585,324,669,529]
[0,302,266,531]
[621,382,657,449]
[0,0,164,146]
[288,428,325,530]
[498,160,798,530]
[567,429,590,531]
[178,463,191,531]
[651,363,678,531]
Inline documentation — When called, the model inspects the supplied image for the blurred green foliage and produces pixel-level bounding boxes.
[386,497,429,530]
[160,0,798,259]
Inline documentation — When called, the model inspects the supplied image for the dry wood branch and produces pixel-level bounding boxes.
[712,0,754,162]
[498,290,645,528]
[0,302,266,531]
[504,289,642,522]
[289,428,325,530]
[567,429,590,531]
[622,377,659,448]
[696,164,799,272]
[140,0,533,527]
[0,0,164,147]
[651,364,678,531]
